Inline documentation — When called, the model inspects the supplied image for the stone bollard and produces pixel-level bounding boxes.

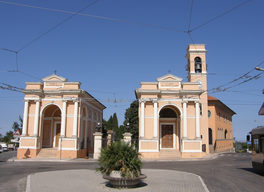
[93,132,103,159]
[123,132,132,146]
[107,130,113,146]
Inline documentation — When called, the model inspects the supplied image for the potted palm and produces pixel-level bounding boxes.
[96,140,146,188]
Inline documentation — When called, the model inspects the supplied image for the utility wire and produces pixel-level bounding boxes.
[208,60,264,93]
[190,0,251,32]
[188,0,194,32]
[16,0,99,52]
[0,0,185,34]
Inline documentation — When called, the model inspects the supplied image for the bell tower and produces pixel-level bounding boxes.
[185,44,209,153]
[185,44,208,90]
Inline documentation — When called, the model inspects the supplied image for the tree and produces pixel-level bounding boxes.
[12,115,23,134]
[107,115,113,130]
[0,133,2,142]
[123,100,139,140]
[112,113,118,133]
[2,131,14,144]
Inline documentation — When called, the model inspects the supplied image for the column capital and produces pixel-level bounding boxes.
[34,99,41,102]
[62,99,68,103]
[182,100,188,104]
[194,100,200,104]
[23,99,29,102]
[152,98,158,103]
[139,98,146,103]
[73,99,79,103]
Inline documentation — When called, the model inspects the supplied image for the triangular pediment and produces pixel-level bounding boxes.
[156,74,183,82]
[42,74,67,82]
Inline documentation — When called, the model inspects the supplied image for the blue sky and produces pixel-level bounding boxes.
[0,0,263,141]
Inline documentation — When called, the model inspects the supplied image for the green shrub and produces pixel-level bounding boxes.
[96,141,142,178]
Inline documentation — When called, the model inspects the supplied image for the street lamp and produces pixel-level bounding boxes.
[126,123,130,132]
[255,67,264,71]
[96,123,102,132]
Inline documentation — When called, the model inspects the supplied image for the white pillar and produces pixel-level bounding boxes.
[22,100,29,136]
[72,100,79,138]
[93,132,102,159]
[195,101,200,139]
[153,99,158,138]
[182,101,188,139]
[140,100,145,138]
[60,100,67,137]
[85,120,88,148]
[33,100,40,136]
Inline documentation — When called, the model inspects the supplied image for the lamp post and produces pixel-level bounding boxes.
[126,123,130,133]
[96,123,102,132]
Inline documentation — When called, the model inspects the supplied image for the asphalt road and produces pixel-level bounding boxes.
[0,152,263,192]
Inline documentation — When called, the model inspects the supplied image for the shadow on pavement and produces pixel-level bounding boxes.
[104,180,148,188]
[239,168,264,176]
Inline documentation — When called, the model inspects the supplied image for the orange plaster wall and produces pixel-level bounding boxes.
[17,148,39,159]
[141,142,157,150]
[62,140,75,148]
[28,102,36,114]
[140,152,159,158]
[216,139,233,152]
[145,118,153,139]
[26,84,43,89]
[21,139,35,147]
[140,84,158,89]
[184,142,201,150]
[187,102,195,116]
[187,118,195,139]
[182,84,199,90]
[67,102,75,114]
[66,117,73,137]
[145,102,153,116]
[27,117,35,136]
[57,150,77,158]
[63,84,80,89]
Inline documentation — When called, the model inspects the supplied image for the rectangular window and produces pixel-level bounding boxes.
[254,139,259,153]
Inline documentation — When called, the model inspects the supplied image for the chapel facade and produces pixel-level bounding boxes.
[17,74,105,159]
[135,44,235,158]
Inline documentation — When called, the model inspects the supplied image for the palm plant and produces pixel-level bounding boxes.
[96,141,142,178]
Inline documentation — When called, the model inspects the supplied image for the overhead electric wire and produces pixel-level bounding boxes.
[187,0,194,32]
[16,0,99,52]
[0,0,185,34]
[207,60,264,93]
[190,0,251,32]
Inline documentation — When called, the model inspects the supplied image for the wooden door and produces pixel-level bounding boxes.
[55,123,61,147]
[162,125,173,148]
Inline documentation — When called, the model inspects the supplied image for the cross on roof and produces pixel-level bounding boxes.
[168,70,171,74]
[54,70,57,74]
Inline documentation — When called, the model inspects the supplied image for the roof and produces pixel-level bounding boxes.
[208,95,236,115]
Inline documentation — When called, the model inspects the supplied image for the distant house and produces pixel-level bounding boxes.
[135,44,236,159]
[17,74,105,159]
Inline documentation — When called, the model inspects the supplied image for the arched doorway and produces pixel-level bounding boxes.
[159,107,179,149]
[41,104,62,148]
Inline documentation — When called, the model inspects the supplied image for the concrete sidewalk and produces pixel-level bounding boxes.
[26,169,210,192]
[9,152,219,163]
